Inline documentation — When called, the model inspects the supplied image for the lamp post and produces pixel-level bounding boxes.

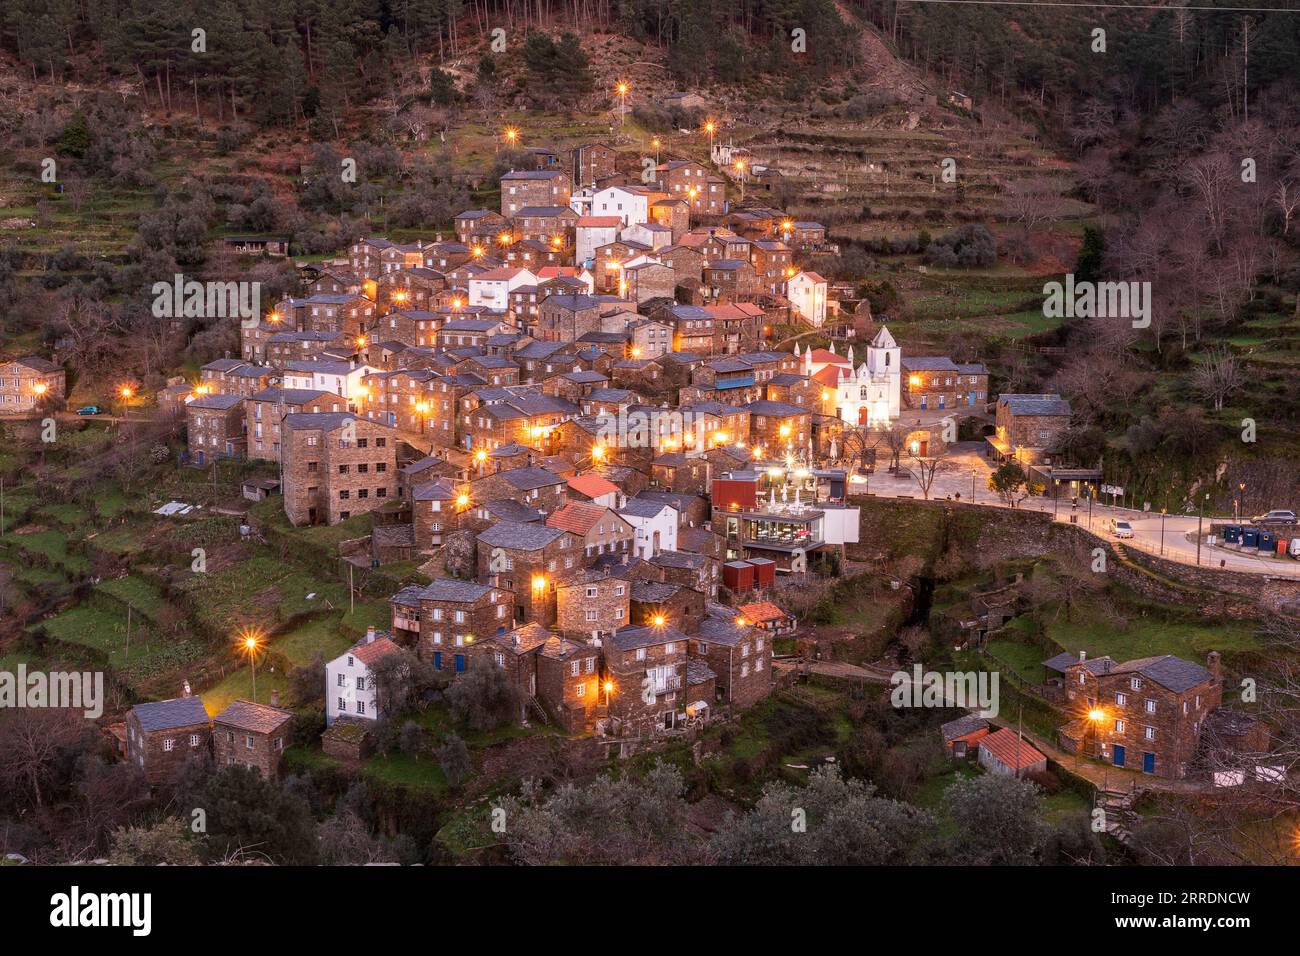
[1160,507,1168,556]
[1052,478,1060,519]
[704,120,716,156]
[735,159,746,202]
[241,633,261,702]
[615,81,628,124]
[1236,481,1245,521]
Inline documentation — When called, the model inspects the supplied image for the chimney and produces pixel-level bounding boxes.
[513,633,520,646]
[1078,650,1086,663]
[1207,651,1221,684]
[270,689,280,708]
[365,626,377,644]
[182,680,192,698]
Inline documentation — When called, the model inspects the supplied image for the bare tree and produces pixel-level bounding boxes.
[904,452,947,500]
[1191,347,1244,412]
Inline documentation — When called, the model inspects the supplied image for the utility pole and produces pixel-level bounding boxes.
[1242,16,1249,122]
[125,604,132,660]
[349,563,355,615]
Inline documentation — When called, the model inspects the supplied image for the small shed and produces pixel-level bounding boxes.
[977,727,1047,777]
[941,714,990,759]
[723,560,755,593]
[242,477,281,501]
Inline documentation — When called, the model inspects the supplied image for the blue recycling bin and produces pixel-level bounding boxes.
[1243,527,1259,548]
[1258,530,1276,552]
[1224,525,1241,544]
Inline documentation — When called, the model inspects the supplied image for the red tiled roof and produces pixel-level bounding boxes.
[811,366,843,387]
[806,348,848,366]
[577,216,621,228]
[352,636,403,667]
[978,727,1046,771]
[739,601,788,623]
[797,271,827,283]
[566,474,619,499]
[546,501,610,535]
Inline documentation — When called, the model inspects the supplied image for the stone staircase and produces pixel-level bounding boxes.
[1094,786,1141,847]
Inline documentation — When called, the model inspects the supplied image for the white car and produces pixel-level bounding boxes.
[1111,520,1134,539]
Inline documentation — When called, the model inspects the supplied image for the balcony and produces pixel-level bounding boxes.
[650,676,683,695]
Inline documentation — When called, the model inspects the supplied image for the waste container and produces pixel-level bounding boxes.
[1243,527,1259,548]
[1224,525,1241,544]
[1258,530,1276,552]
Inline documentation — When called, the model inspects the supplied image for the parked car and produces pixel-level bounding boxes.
[1110,519,1135,539]
[1290,538,1300,558]
[75,405,101,415]
[1252,510,1298,526]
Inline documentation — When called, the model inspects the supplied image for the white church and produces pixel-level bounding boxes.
[797,327,901,427]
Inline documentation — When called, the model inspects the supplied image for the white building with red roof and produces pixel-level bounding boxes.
[787,270,829,326]
[797,328,901,427]
[325,626,405,726]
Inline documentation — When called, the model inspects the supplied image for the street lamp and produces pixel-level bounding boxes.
[239,631,262,702]
[1160,507,1168,556]
[615,81,628,123]
[703,119,716,155]
[651,137,661,165]
[415,401,429,435]
[1052,478,1060,518]
[502,127,519,150]
[735,158,746,201]
[1236,482,1245,521]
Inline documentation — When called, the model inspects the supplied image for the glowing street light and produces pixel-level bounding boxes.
[32,382,47,396]
[456,492,470,509]
[268,310,281,322]
[503,127,519,148]
[651,614,666,628]
[703,119,716,154]
[239,630,263,702]
[532,574,547,593]
[629,345,642,359]
[470,245,484,258]
[615,81,629,123]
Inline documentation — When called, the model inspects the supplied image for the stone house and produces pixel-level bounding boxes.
[605,624,690,732]
[389,578,514,665]
[0,356,65,414]
[556,569,631,640]
[125,696,212,787]
[476,521,584,626]
[990,394,1073,465]
[185,394,246,463]
[281,412,397,526]
[211,699,293,778]
[691,609,772,710]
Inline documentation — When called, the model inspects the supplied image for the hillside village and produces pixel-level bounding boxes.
[0,2,1299,877]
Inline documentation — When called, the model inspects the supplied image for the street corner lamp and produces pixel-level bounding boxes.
[603,680,614,695]
[456,492,470,508]
[504,126,519,144]
[591,444,605,461]
[452,297,464,310]
[652,613,666,628]
[532,574,547,592]
[475,449,488,463]
[470,245,484,258]
[779,423,792,439]
[356,335,367,348]
[1088,707,1105,724]
[239,630,263,701]
[735,616,746,627]
[32,382,47,396]
[393,290,407,303]
[630,345,642,358]
[119,385,134,399]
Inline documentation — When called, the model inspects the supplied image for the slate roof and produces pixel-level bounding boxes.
[901,356,960,372]
[610,623,688,651]
[418,578,496,603]
[187,394,245,410]
[1044,652,1116,675]
[214,700,293,734]
[477,521,565,550]
[132,696,210,732]
[744,399,808,417]
[484,500,547,524]
[1110,655,1214,693]
[686,659,717,685]
[998,393,1072,417]
[497,466,566,490]
[940,714,990,742]
[618,499,673,519]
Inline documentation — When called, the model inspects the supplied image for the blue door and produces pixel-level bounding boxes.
[938,395,945,409]
[1113,745,1126,768]
[919,395,927,410]
[454,654,466,673]
[386,412,395,426]
[196,451,205,466]
[433,651,442,670]
[968,392,976,406]
[1142,752,1155,774]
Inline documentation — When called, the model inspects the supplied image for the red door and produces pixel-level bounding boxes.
[857,406,867,425]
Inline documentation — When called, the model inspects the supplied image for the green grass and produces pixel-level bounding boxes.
[362,752,451,793]
[1,529,90,573]
[985,639,1049,685]
[1044,604,1257,661]
[200,665,290,715]
[273,615,354,666]
[95,575,167,621]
